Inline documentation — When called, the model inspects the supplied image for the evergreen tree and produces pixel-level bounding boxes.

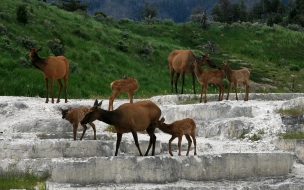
[16,4,28,25]
[140,2,160,20]
[59,0,88,12]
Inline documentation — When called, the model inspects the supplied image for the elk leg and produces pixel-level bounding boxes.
[128,91,134,103]
[203,85,207,103]
[192,72,196,94]
[234,82,238,100]
[177,136,182,156]
[181,72,185,94]
[45,78,49,103]
[226,82,232,100]
[108,91,120,111]
[175,73,180,94]
[115,133,123,156]
[170,69,175,94]
[168,136,176,156]
[50,78,55,103]
[89,122,97,140]
[73,124,78,140]
[145,126,156,156]
[185,135,192,156]
[80,124,87,140]
[64,75,68,103]
[199,85,203,103]
[131,131,143,156]
[56,79,63,103]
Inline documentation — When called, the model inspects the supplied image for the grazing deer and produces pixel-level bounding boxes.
[28,47,69,103]
[108,77,138,111]
[168,50,217,94]
[193,56,225,103]
[81,99,161,156]
[220,61,250,101]
[151,117,197,156]
[60,106,97,140]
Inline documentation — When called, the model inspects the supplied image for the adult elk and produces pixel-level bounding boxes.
[168,50,217,94]
[220,61,250,101]
[28,47,69,103]
[81,99,161,156]
[193,56,225,103]
[108,76,138,111]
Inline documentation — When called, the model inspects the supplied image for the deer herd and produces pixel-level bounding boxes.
[28,47,250,157]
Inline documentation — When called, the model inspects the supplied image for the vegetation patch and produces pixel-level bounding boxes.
[276,107,304,116]
[279,132,304,140]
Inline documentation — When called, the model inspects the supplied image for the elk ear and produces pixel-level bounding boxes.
[160,117,165,123]
[97,100,103,107]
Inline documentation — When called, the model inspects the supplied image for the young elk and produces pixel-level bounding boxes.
[220,61,250,101]
[28,47,69,103]
[108,77,138,111]
[151,117,197,156]
[81,99,161,156]
[193,56,225,103]
[60,106,97,140]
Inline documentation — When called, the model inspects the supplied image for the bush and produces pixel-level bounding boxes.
[0,24,7,35]
[138,42,153,56]
[289,64,301,71]
[117,41,128,52]
[163,19,174,26]
[117,18,134,24]
[46,38,65,56]
[16,4,28,24]
[16,35,38,48]
[72,29,90,40]
[69,60,78,73]
[19,57,32,68]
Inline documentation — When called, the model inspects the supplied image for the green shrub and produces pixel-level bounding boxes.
[279,132,304,139]
[163,19,174,26]
[46,38,65,56]
[16,4,28,24]
[16,35,38,48]
[0,24,7,35]
[289,64,301,71]
[69,60,78,73]
[72,29,90,40]
[117,41,128,52]
[117,18,133,24]
[249,133,261,141]
[19,57,32,68]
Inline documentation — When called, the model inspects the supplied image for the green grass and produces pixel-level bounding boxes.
[0,173,47,190]
[279,132,304,139]
[275,107,304,116]
[1,0,304,100]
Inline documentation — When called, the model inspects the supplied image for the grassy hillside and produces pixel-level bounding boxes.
[1,0,304,101]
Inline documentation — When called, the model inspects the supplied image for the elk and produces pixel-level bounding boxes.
[60,106,97,140]
[151,117,196,156]
[193,56,225,103]
[108,77,138,111]
[220,61,250,101]
[81,99,161,156]
[28,47,69,103]
[168,50,217,94]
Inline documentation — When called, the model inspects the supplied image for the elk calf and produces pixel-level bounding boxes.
[193,57,225,103]
[220,61,250,101]
[108,77,138,111]
[151,117,197,156]
[60,106,97,140]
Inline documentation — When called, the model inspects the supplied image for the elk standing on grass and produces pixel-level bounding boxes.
[220,61,250,101]
[108,76,138,111]
[193,56,225,103]
[28,47,69,103]
[81,99,161,156]
[151,117,197,156]
[60,106,97,140]
[168,50,217,94]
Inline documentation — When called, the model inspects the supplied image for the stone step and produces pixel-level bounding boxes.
[0,139,163,159]
[0,153,293,185]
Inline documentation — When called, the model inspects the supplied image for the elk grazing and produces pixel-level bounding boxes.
[151,117,197,156]
[60,106,97,140]
[81,99,161,156]
[28,47,69,103]
[108,76,138,111]
[193,56,225,103]
[168,50,217,94]
[220,61,250,101]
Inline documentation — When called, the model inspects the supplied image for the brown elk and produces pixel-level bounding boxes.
[151,117,197,156]
[168,50,217,94]
[220,61,250,101]
[60,106,97,140]
[108,77,138,111]
[81,99,161,156]
[28,47,69,103]
[193,56,225,103]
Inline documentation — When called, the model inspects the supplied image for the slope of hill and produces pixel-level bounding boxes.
[1,0,304,100]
